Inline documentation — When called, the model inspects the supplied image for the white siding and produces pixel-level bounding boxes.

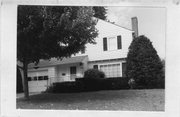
[27,70,49,92]
[75,19,133,61]
[56,63,84,82]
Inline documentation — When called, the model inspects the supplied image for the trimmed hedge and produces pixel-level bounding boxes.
[52,82,80,93]
[50,77,130,93]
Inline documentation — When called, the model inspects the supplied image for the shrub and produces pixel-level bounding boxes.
[126,35,164,89]
[52,82,81,93]
[76,77,129,91]
[49,77,130,93]
[84,69,105,79]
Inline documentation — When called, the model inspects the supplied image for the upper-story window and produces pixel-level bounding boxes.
[103,35,122,51]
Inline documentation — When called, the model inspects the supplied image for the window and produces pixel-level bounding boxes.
[117,35,122,49]
[38,76,43,80]
[103,37,107,51]
[93,65,98,69]
[33,76,38,81]
[62,73,66,76]
[28,77,32,81]
[44,76,48,80]
[70,66,76,75]
[108,36,116,50]
[100,64,121,77]
[103,35,122,51]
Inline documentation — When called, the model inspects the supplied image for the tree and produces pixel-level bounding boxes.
[17,5,107,99]
[93,7,107,20]
[126,35,164,88]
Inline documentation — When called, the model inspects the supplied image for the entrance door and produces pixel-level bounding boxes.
[70,66,76,80]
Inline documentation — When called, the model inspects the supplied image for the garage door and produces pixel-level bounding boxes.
[28,70,48,92]
[100,64,121,77]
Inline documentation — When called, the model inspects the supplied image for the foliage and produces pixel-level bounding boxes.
[17,6,104,63]
[84,69,105,79]
[126,35,164,88]
[48,77,129,93]
[17,5,107,98]
[93,7,107,20]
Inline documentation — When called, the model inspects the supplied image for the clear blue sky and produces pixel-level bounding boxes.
[106,6,166,59]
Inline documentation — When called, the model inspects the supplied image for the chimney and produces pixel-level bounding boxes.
[131,17,138,38]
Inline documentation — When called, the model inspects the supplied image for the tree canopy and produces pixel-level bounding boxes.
[17,5,107,99]
[126,35,164,88]
[17,6,107,64]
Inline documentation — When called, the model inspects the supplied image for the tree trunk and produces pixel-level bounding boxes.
[23,59,29,99]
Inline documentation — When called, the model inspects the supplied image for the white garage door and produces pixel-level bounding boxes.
[28,70,48,93]
[100,64,121,77]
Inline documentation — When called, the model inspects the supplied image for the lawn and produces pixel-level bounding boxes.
[17,89,165,111]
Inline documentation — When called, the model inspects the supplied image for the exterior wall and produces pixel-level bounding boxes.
[56,63,84,82]
[75,19,133,61]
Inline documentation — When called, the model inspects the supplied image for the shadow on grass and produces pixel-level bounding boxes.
[17,90,139,104]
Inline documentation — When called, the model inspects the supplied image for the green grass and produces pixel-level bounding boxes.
[17,89,165,111]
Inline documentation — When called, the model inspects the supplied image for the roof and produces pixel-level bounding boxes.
[28,55,88,69]
[94,17,133,31]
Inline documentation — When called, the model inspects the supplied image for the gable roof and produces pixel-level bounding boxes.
[28,55,88,69]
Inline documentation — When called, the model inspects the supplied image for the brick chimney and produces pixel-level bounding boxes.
[131,17,138,38]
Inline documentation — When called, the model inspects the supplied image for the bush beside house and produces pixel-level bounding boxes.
[84,69,105,79]
[47,69,129,93]
[50,78,129,93]
[126,35,165,89]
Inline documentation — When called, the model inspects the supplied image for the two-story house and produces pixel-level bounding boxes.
[26,17,138,92]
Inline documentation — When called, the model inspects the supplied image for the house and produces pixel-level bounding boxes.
[23,17,138,92]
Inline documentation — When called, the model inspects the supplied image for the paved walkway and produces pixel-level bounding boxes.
[16,92,40,99]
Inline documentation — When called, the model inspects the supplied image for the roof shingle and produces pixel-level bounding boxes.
[28,55,88,68]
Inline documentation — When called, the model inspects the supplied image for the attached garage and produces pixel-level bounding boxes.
[28,70,48,92]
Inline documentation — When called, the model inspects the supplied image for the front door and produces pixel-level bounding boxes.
[70,66,76,80]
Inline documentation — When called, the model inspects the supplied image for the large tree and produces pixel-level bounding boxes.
[17,5,107,99]
[126,35,164,88]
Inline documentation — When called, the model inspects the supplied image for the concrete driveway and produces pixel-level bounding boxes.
[16,92,40,99]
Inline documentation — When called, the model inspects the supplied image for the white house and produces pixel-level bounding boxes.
[25,17,138,92]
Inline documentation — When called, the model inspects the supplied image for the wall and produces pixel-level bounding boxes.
[56,63,84,82]
[75,19,133,61]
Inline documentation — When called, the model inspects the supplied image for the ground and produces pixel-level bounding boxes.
[17,89,164,111]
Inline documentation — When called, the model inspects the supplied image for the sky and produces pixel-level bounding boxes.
[106,7,166,59]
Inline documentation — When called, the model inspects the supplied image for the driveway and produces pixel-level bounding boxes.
[17,92,41,99]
